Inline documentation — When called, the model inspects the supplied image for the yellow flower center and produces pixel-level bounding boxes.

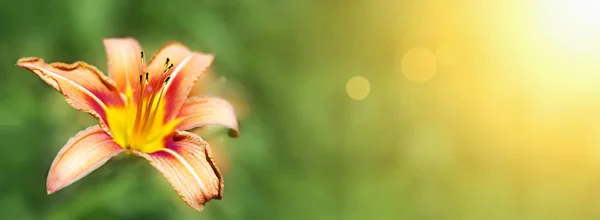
[106,53,180,153]
[106,95,179,153]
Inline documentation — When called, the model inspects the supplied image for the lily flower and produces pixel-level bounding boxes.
[16,38,239,211]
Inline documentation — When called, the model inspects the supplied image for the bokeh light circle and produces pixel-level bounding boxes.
[401,47,438,83]
[346,76,370,100]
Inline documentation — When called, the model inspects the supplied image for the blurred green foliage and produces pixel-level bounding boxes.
[1,0,402,219]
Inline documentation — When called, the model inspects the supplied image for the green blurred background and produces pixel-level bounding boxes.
[3,0,600,219]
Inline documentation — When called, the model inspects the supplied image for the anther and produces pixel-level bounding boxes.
[140,51,145,63]
[145,72,149,83]
[164,63,174,73]
[164,76,171,84]
[165,57,170,67]
[139,74,142,83]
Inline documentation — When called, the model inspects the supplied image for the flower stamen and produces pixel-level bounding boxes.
[140,58,173,134]
[164,63,174,73]
[124,55,180,150]
[131,71,149,145]
[142,76,170,134]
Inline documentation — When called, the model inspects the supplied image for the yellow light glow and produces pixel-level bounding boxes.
[346,76,370,100]
[538,0,600,52]
[436,43,459,67]
[401,47,437,83]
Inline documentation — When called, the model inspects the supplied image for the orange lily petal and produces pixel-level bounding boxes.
[104,38,144,93]
[47,125,123,194]
[146,43,214,122]
[176,96,239,137]
[17,58,124,131]
[133,131,223,211]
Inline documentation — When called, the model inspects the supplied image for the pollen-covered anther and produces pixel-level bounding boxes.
[164,63,174,73]
[163,57,174,73]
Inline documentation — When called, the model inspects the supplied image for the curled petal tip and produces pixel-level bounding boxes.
[16,57,40,66]
[228,128,240,138]
[46,181,61,195]
[47,183,59,195]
